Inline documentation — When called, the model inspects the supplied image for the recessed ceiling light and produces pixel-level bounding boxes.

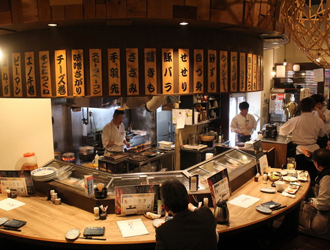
[180,22,188,26]
[259,33,268,37]
[272,42,279,45]
[48,23,57,27]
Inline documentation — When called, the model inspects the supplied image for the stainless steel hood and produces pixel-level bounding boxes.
[66,97,121,108]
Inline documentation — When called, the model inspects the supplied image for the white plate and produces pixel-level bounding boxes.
[152,218,165,228]
[65,228,80,241]
[260,188,277,194]
[283,176,298,182]
[0,217,9,226]
[31,167,57,176]
[255,206,272,214]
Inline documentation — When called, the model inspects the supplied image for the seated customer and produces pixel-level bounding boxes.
[155,178,218,250]
[299,148,330,239]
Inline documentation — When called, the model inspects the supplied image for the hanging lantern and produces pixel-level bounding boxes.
[281,0,330,68]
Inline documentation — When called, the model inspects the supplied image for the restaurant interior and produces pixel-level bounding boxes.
[0,1,329,249]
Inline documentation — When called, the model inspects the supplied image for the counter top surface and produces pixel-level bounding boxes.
[261,135,292,144]
[0,169,309,248]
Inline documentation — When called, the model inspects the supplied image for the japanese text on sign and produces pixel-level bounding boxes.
[179,48,189,93]
[72,49,85,96]
[162,48,174,94]
[220,51,228,92]
[55,50,67,96]
[144,48,157,95]
[208,50,217,93]
[1,54,10,97]
[108,48,121,96]
[239,53,246,92]
[126,48,139,95]
[89,49,102,96]
[25,52,36,97]
[194,49,204,93]
[39,51,52,97]
[12,53,22,97]
[230,52,237,92]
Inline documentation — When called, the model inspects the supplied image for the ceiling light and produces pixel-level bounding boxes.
[259,33,268,37]
[271,67,276,77]
[48,23,57,27]
[180,22,188,26]
[272,42,278,45]
[0,50,2,60]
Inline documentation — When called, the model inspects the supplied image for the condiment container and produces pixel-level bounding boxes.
[21,152,38,172]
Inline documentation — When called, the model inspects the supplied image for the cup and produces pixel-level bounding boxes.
[206,153,214,160]
[287,157,296,170]
[275,181,285,192]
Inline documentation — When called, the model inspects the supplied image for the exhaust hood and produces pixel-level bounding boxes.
[66,97,121,108]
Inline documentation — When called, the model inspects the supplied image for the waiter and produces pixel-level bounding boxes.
[230,101,257,143]
[102,109,130,155]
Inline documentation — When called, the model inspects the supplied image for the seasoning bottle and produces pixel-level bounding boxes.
[263,172,268,184]
[94,151,100,167]
[21,152,38,172]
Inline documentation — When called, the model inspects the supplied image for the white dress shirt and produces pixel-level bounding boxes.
[279,112,326,154]
[102,120,126,152]
[313,106,330,133]
[230,113,257,136]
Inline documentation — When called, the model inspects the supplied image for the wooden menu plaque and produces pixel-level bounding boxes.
[89,49,102,96]
[72,49,85,97]
[108,48,121,96]
[230,51,238,92]
[208,50,217,93]
[247,53,252,92]
[39,51,52,97]
[25,52,37,97]
[54,50,68,97]
[1,54,10,97]
[239,52,246,92]
[178,48,189,94]
[193,49,204,93]
[252,54,257,91]
[144,48,157,95]
[12,52,22,97]
[162,48,174,94]
[220,51,228,92]
[126,48,139,96]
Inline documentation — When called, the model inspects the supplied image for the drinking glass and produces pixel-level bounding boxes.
[287,157,296,170]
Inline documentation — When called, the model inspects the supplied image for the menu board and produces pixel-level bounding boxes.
[208,50,217,93]
[39,51,52,97]
[12,52,22,97]
[89,49,102,96]
[193,49,204,93]
[55,50,67,97]
[25,52,37,97]
[220,51,228,92]
[162,48,174,94]
[108,48,121,96]
[179,48,189,93]
[126,48,139,96]
[72,49,85,96]
[1,53,10,97]
[230,51,237,92]
[144,48,157,95]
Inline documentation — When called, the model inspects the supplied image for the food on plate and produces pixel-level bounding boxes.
[268,172,280,182]
[144,212,161,220]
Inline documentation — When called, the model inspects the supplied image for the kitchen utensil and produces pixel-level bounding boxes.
[188,134,199,146]
[214,199,229,224]
[79,146,94,155]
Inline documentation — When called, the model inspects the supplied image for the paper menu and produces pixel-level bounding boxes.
[228,194,260,208]
[116,218,149,238]
[0,198,25,211]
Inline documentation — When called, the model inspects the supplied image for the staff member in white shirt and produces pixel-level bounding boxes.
[311,94,330,148]
[230,101,257,143]
[102,109,130,155]
[280,97,326,183]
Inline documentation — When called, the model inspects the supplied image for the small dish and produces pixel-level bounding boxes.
[65,228,80,241]
[260,188,277,194]
[152,218,165,228]
[255,206,272,214]
[283,176,298,182]
[0,217,9,226]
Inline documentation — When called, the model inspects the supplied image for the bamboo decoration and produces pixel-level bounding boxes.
[281,0,330,68]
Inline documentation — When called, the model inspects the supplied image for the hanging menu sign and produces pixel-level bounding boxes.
[252,54,257,91]
[220,51,228,92]
[25,52,37,97]
[108,48,121,96]
[39,51,52,97]
[239,52,246,92]
[89,49,102,96]
[55,50,67,97]
[178,48,189,94]
[162,48,174,94]
[257,55,262,90]
[260,56,264,90]
[247,53,252,91]
[230,51,237,92]
[144,48,157,95]
[72,49,85,96]
[126,48,139,96]
[208,50,217,93]
[1,54,10,97]
[12,53,22,97]
[194,49,204,93]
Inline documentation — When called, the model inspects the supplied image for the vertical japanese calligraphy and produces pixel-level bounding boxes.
[89,49,102,96]
[126,48,139,96]
[247,53,252,92]
[108,48,121,96]
[193,49,204,94]
[39,51,52,97]
[178,48,189,94]
[252,54,257,91]
[0,54,10,97]
[230,51,237,92]
[25,52,36,97]
[260,56,264,91]
[72,49,85,96]
[144,48,157,95]
[220,51,228,92]
[208,50,217,93]
[239,52,246,92]
[12,53,22,97]
[257,55,262,90]
[54,50,67,97]
[162,48,174,94]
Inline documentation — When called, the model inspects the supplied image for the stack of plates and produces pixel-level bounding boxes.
[31,167,57,181]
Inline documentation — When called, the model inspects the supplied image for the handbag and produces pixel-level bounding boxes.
[299,201,330,236]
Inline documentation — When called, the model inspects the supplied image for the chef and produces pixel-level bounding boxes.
[230,101,257,143]
[102,109,130,155]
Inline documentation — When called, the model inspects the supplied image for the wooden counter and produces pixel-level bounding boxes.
[0,170,309,249]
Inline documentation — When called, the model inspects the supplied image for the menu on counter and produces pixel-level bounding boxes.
[116,218,149,238]
[0,198,25,211]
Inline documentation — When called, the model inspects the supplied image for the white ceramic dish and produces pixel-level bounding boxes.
[260,188,277,194]
[255,206,272,214]
[65,228,80,241]
[152,218,165,228]
[283,176,298,182]
[0,217,9,226]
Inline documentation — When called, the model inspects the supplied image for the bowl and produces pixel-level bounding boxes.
[268,174,280,182]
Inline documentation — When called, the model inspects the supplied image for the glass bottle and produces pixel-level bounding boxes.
[21,152,38,172]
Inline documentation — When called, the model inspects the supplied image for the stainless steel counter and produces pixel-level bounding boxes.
[260,135,292,145]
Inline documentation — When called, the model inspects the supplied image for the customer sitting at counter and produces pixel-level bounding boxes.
[155,178,218,250]
[279,97,326,183]
[102,109,130,156]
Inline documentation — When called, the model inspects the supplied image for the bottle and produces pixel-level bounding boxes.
[21,152,38,172]
[94,151,99,167]
[218,126,223,143]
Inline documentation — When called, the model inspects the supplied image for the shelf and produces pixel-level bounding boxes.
[193,101,208,104]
